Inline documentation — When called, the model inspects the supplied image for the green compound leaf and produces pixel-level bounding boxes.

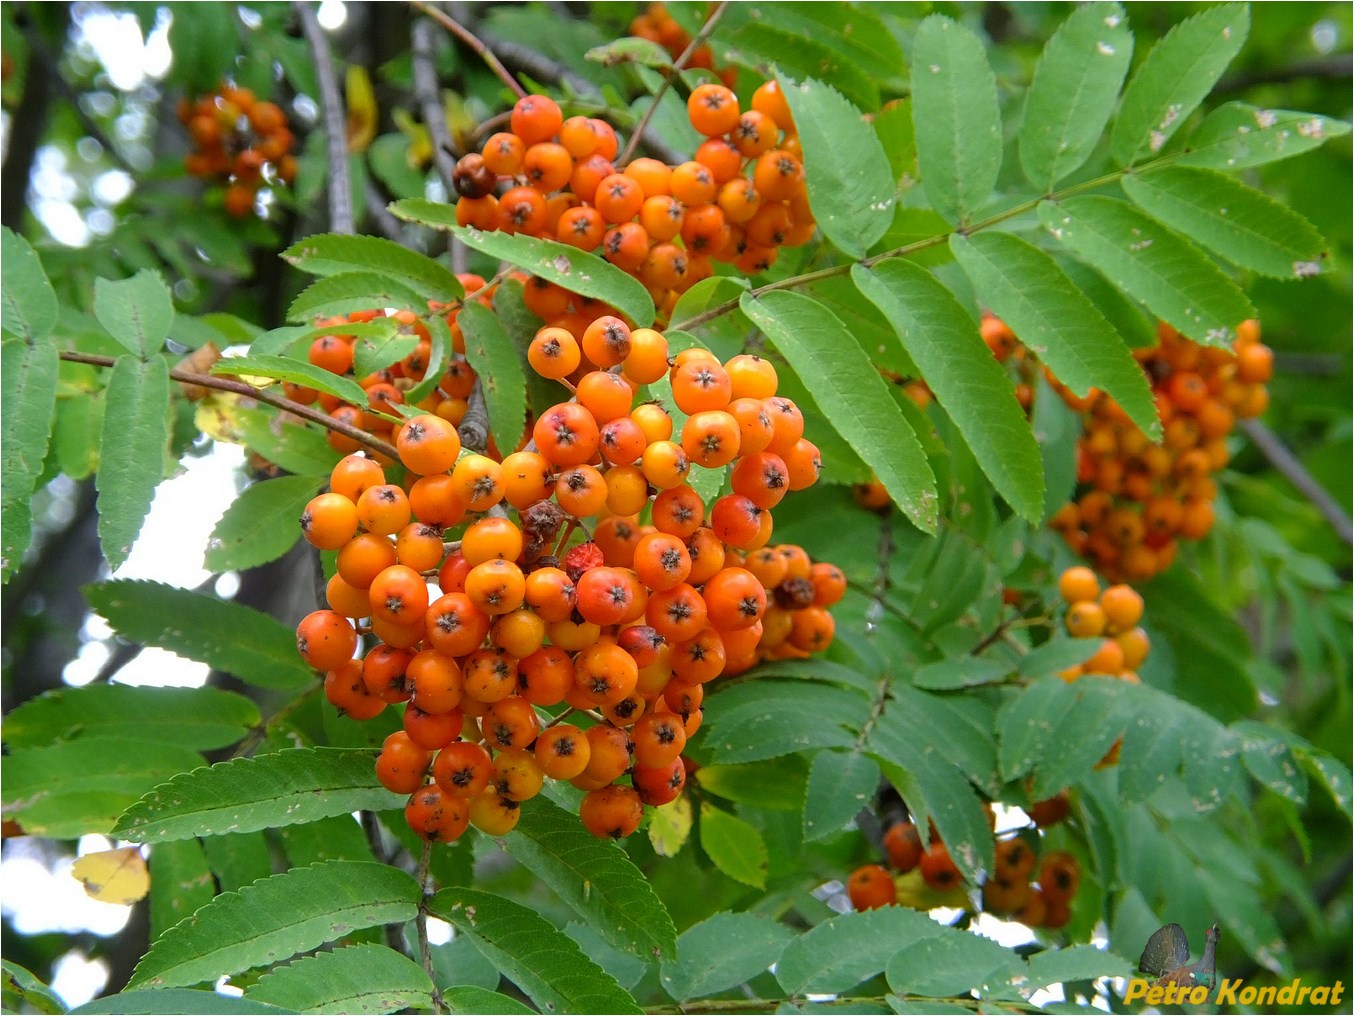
[699,803,768,889]
[149,838,216,942]
[211,354,367,407]
[776,74,893,258]
[458,300,529,454]
[1024,944,1133,991]
[387,197,458,230]
[71,989,296,1015]
[283,233,463,303]
[910,15,1002,225]
[287,272,427,323]
[204,474,325,573]
[1,228,58,341]
[853,258,1045,520]
[1020,2,1133,190]
[1121,166,1328,279]
[112,748,402,843]
[403,312,455,405]
[128,861,420,989]
[1178,102,1352,170]
[84,579,316,691]
[440,987,535,1015]
[428,887,642,1015]
[2,960,66,1016]
[775,907,945,995]
[236,408,340,478]
[702,680,861,765]
[659,911,795,1001]
[949,230,1159,438]
[1040,195,1255,347]
[507,796,677,960]
[5,682,260,751]
[885,930,1021,998]
[451,225,655,327]
[248,943,434,1014]
[96,355,170,570]
[94,270,175,358]
[1,338,59,579]
[740,290,937,533]
[2,738,204,839]
[802,750,880,842]
[1110,3,1249,166]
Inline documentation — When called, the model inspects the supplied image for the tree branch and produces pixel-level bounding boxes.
[411,15,462,191]
[410,0,526,100]
[617,1,730,167]
[296,0,354,235]
[416,840,447,1014]
[1239,418,1353,545]
[457,379,490,454]
[57,350,399,460]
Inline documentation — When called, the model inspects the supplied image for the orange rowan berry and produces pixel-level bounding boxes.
[510,93,563,145]
[301,492,359,550]
[919,842,962,892]
[405,784,471,842]
[580,784,644,839]
[751,79,794,133]
[296,610,357,671]
[884,821,924,873]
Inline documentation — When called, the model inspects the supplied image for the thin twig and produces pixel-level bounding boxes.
[295,1,353,235]
[411,15,462,191]
[416,839,447,1013]
[1239,418,1353,545]
[411,0,526,100]
[58,350,399,460]
[364,179,412,243]
[617,1,731,167]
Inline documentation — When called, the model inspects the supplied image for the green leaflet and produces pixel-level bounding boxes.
[1040,195,1255,347]
[1020,2,1133,189]
[1110,3,1249,166]
[112,748,403,843]
[910,15,1002,225]
[96,355,171,569]
[129,862,420,989]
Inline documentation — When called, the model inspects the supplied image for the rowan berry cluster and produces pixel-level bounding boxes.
[452,87,813,319]
[628,4,737,88]
[847,799,1081,931]
[1055,566,1149,684]
[177,84,296,218]
[294,315,840,843]
[1021,317,1271,583]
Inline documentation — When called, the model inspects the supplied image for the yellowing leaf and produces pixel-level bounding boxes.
[393,109,432,168]
[647,795,692,858]
[346,66,377,153]
[72,847,150,905]
[194,392,249,444]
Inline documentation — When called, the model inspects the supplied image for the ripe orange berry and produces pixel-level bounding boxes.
[396,414,462,476]
[687,83,740,136]
[301,492,359,550]
[296,610,357,671]
[433,740,494,799]
[1099,584,1144,631]
[579,784,644,839]
[1039,851,1081,903]
[510,93,563,145]
[919,842,962,892]
[883,822,923,873]
[847,864,897,911]
[375,732,432,795]
[404,784,471,843]
[1058,566,1100,604]
[1065,600,1108,638]
[528,327,582,379]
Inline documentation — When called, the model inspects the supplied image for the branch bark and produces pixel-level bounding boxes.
[296,0,354,235]
[1239,418,1353,545]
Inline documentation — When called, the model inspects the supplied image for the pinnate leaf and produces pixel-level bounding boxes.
[660,912,794,1001]
[70,990,295,1014]
[112,748,402,843]
[853,259,1045,520]
[1,227,57,341]
[94,270,175,358]
[204,474,324,573]
[1024,945,1133,990]
[3,738,204,839]
[288,272,426,323]
[2,338,59,579]
[1121,166,1327,279]
[441,987,534,1015]
[428,887,642,1014]
[1179,102,1352,170]
[458,301,528,454]
[775,907,944,995]
[283,233,463,302]
[740,290,937,533]
[211,354,367,407]
[776,75,893,257]
[506,796,677,959]
[802,750,880,841]
[128,861,420,989]
[97,355,170,569]
[910,15,1002,224]
[698,803,768,888]
[949,230,1159,437]
[248,943,434,1014]
[1110,3,1249,166]
[5,681,260,751]
[149,838,216,942]
[452,226,654,327]
[1020,2,1133,189]
[84,579,316,691]
[885,931,1020,997]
